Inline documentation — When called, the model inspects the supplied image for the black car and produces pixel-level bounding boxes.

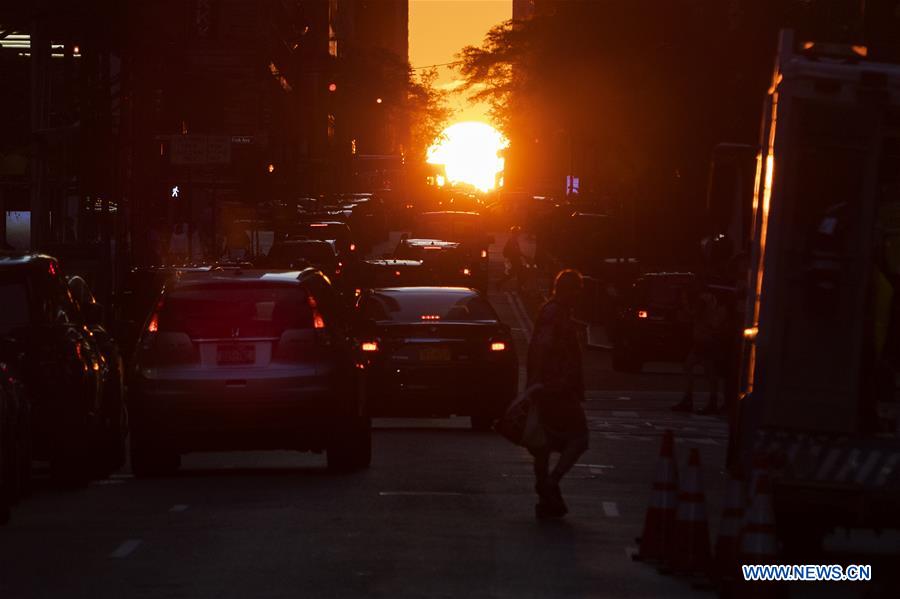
[355,287,517,430]
[0,349,29,525]
[394,238,482,289]
[345,259,433,298]
[610,273,696,372]
[0,254,125,484]
[413,212,492,287]
[128,267,370,475]
[289,221,356,257]
[266,239,341,279]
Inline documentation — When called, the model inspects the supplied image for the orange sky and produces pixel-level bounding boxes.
[409,0,511,124]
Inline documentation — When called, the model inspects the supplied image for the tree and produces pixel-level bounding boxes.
[406,68,454,165]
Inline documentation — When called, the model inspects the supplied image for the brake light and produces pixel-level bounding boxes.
[147,313,159,333]
[354,288,362,297]
[637,310,649,319]
[490,341,506,352]
[361,341,379,352]
[395,270,401,277]
[310,223,327,227]
[462,268,471,276]
[481,250,488,259]
[420,314,441,321]
[350,243,356,252]
[308,295,326,329]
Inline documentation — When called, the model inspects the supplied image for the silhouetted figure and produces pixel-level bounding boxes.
[501,226,528,291]
[527,269,589,519]
[672,289,727,414]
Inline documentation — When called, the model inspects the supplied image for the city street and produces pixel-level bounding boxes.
[0,240,729,599]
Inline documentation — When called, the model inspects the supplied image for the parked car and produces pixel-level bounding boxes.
[128,267,370,476]
[65,275,128,474]
[394,238,484,290]
[610,272,696,372]
[355,287,517,430]
[0,254,125,485]
[0,349,30,525]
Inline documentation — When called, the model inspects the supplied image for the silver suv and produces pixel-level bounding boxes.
[128,268,370,476]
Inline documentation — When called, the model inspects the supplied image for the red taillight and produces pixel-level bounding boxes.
[395,270,401,277]
[462,268,472,276]
[308,295,326,329]
[480,250,488,259]
[350,243,356,252]
[147,313,159,333]
[637,310,649,319]
[361,341,379,352]
[420,314,441,321]
[490,341,506,352]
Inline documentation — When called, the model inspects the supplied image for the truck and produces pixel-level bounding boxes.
[735,29,900,554]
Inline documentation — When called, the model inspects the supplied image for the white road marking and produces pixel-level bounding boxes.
[170,504,189,512]
[109,539,142,559]
[379,491,465,497]
[602,501,620,517]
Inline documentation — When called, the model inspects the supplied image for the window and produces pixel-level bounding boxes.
[366,292,498,322]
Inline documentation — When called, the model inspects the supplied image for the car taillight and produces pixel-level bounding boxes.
[308,295,326,329]
[420,314,441,321]
[350,243,356,252]
[462,268,472,276]
[481,250,488,259]
[637,310,649,319]
[147,313,159,333]
[490,341,506,352]
[361,341,379,352]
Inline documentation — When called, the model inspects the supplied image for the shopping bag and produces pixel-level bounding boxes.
[494,384,545,448]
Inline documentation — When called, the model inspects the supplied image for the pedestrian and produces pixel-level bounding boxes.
[672,288,727,414]
[501,226,529,292]
[527,269,590,519]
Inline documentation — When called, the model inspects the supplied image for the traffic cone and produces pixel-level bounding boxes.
[634,430,678,563]
[664,448,712,576]
[713,472,745,582]
[739,473,777,565]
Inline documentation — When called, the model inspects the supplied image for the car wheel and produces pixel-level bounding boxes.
[130,436,181,478]
[612,347,643,373]
[326,416,372,473]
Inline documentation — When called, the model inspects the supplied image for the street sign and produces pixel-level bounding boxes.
[170,135,232,165]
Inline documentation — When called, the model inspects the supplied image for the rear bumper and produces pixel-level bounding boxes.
[130,376,357,452]
[367,362,516,417]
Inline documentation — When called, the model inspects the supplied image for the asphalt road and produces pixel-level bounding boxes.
[0,233,735,599]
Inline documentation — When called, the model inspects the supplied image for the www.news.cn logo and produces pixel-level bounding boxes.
[742,564,872,582]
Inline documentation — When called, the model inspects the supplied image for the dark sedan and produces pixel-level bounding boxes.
[355,287,517,430]
[610,272,695,372]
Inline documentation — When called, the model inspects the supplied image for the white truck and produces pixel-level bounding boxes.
[736,29,900,553]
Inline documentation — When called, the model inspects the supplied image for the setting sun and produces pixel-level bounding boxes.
[427,121,509,192]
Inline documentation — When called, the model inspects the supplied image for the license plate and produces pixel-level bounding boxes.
[217,344,255,365]
[419,346,451,362]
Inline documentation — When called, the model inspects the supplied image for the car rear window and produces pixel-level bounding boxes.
[0,281,30,334]
[364,266,431,287]
[269,243,335,264]
[161,283,313,338]
[363,292,497,322]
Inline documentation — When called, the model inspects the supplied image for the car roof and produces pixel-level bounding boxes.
[371,286,478,296]
[404,239,460,248]
[172,269,325,289]
[364,259,424,267]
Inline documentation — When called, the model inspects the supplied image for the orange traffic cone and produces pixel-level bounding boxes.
[664,447,712,575]
[739,473,777,565]
[713,472,745,582]
[634,430,678,563]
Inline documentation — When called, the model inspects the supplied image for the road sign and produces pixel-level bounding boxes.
[170,135,232,165]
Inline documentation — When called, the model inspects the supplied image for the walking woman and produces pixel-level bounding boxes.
[527,269,589,518]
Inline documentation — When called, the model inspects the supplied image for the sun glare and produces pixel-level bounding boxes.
[427,121,509,192]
